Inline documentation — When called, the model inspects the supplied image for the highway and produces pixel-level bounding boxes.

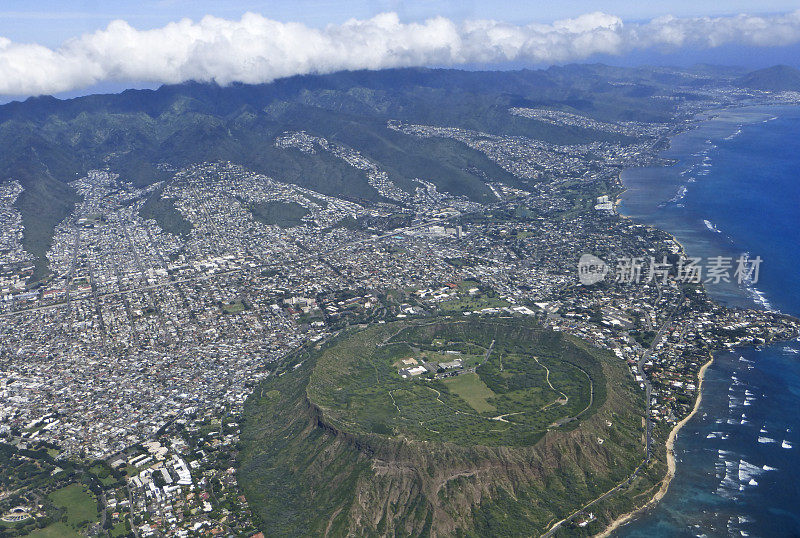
[542,290,684,536]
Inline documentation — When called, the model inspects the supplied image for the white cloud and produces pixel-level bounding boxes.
[1,9,799,96]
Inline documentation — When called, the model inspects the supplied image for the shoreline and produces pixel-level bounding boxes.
[560,102,797,537]
[595,353,715,537]
[592,109,733,536]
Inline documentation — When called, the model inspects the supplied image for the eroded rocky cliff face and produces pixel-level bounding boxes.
[238,327,650,537]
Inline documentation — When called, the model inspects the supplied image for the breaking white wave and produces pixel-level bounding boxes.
[703,219,722,233]
[738,459,764,483]
[724,126,743,140]
[669,185,688,203]
[745,285,775,312]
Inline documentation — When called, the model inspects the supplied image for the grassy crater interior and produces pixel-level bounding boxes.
[239,317,651,536]
[308,318,607,446]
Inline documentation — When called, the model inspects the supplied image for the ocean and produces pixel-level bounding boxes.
[617,106,800,537]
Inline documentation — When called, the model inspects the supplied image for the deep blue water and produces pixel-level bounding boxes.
[617,106,800,537]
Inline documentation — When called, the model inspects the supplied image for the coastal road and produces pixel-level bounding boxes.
[543,291,684,536]
[638,289,683,460]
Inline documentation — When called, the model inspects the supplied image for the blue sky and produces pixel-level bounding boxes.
[3,1,799,46]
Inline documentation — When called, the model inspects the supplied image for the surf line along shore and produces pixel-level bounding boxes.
[595,353,715,537]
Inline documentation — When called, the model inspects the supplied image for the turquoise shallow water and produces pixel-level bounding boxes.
[617,106,800,537]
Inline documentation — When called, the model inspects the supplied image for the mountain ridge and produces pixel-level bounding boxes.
[0,63,773,279]
[736,64,800,91]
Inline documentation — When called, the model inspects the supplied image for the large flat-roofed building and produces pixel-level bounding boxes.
[399,365,427,378]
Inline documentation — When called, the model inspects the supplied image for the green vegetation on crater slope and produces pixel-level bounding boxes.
[239,317,653,536]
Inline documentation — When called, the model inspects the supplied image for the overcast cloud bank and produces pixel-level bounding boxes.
[1,10,799,96]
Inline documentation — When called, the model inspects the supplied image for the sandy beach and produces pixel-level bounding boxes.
[595,354,715,537]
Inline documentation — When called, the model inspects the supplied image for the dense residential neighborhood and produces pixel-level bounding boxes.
[1,75,799,537]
